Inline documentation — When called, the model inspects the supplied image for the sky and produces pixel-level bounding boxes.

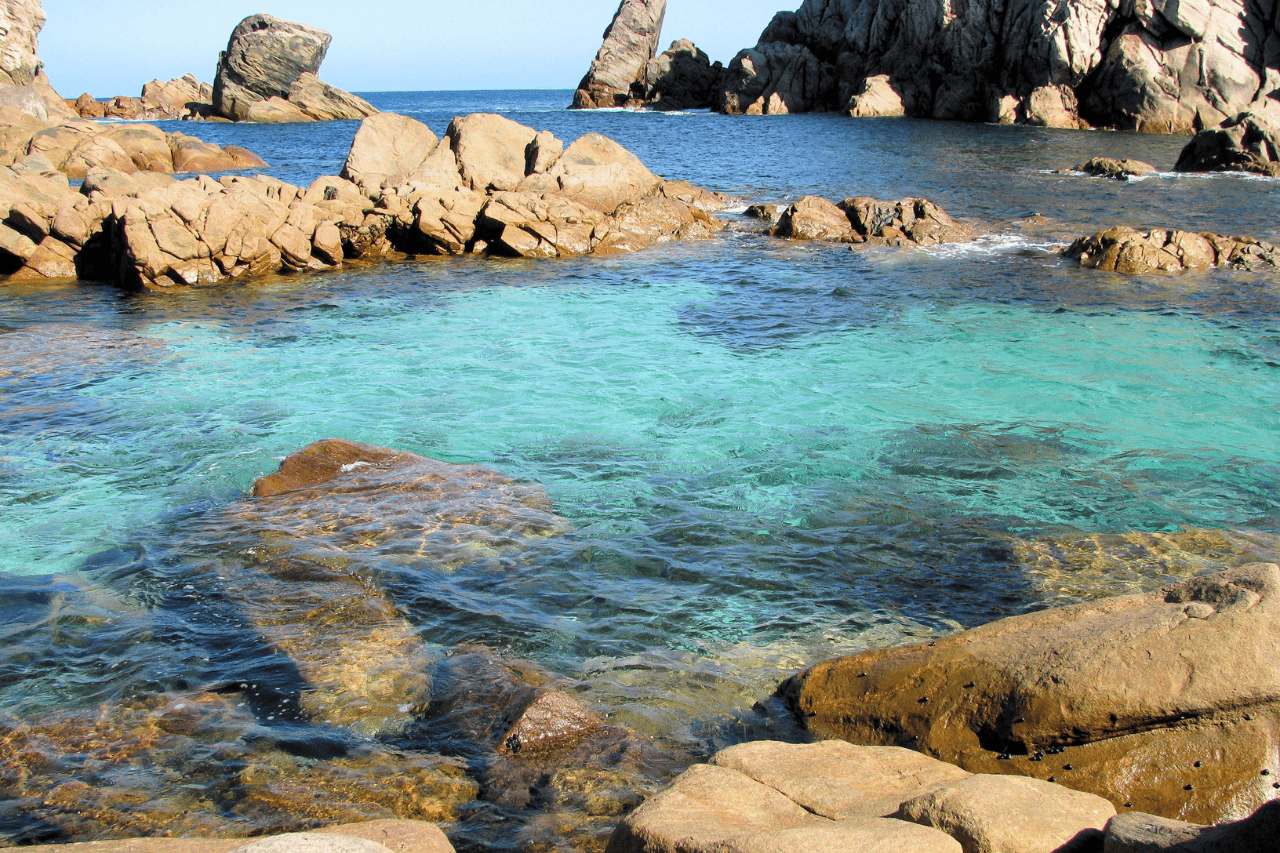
[40,1,793,97]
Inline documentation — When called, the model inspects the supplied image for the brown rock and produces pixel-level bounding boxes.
[640,39,724,111]
[478,191,606,258]
[719,42,835,116]
[286,73,378,122]
[1103,801,1280,853]
[712,741,971,819]
[1174,104,1280,177]
[604,763,825,853]
[408,186,486,254]
[896,775,1115,853]
[230,835,390,853]
[525,129,563,175]
[244,97,312,124]
[447,113,539,193]
[11,234,77,279]
[779,564,1280,824]
[720,820,962,853]
[848,75,906,118]
[772,196,856,241]
[342,113,440,194]
[1072,158,1158,180]
[572,0,669,109]
[518,132,662,212]
[1064,227,1280,273]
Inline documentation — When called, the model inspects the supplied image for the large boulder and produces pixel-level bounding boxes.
[771,195,977,246]
[212,13,377,122]
[341,112,441,194]
[640,39,724,110]
[572,0,668,109]
[1174,103,1280,176]
[719,42,834,115]
[713,0,1280,132]
[1063,227,1280,273]
[778,564,1280,824]
[0,0,73,119]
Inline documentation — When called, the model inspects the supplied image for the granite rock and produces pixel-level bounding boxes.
[1174,103,1280,176]
[1064,227,1280,273]
[573,0,668,109]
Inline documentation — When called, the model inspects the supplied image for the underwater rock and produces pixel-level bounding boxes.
[212,14,377,123]
[1063,227,1280,273]
[778,564,1280,824]
[771,195,976,246]
[0,323,166,376]
[572,0,668,109]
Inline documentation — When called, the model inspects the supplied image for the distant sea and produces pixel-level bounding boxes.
[0,89,1277,846]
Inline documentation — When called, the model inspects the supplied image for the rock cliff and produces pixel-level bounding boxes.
[212,13,377,123]
[719,0,1280,132]
[0,0,75,122]
[572,0,668,108]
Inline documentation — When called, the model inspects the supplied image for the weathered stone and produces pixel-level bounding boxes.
[719,42,834,115]
[518,132,662,213]
[721,820,963,853]
[342,113,440,194]
[641,39,724,110]
[11,234,75,278]
[1064,227,1280,273]
[896,775,1115,853]
[213,13,375,123]
[230,835,391,853]
[525,129,563,175]
[772,195,855,241]
[478,191,606,258]
[448,113,539,193]
[604,763,825,853]
[841,196,976,245]
[848,74,906,117]
[779,564,1280,824]
[1175,104,1280,176]
[573,0,668,109]
[1103,801,1280,853]
[1072,157,1158,180]
[711,740,971,820]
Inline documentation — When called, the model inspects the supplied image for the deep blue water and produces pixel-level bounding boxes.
[0,90,1277,844]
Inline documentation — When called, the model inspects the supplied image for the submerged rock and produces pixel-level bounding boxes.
[778,564,1280,824]
[572,0,668,109]
[771,195,976,246]
[212,14,377,122]
[1063,227,1280,273]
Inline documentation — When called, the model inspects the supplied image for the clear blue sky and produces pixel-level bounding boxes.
[41,1,792,97]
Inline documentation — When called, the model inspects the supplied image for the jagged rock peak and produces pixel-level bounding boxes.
[572,0,667,109]
[0,0,45,87]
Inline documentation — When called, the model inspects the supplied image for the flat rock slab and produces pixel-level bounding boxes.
[710,740,971,819]
[19,820,455,853]
[233,835,390,853]
[720,818,962,853]
[897,774,1115,853]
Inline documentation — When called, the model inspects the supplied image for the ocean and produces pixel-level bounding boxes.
[0,89,1277,849]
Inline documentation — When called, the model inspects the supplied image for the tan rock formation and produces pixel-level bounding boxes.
[1063,227,1280,273]
[573,0,668,109]
[771,195,977,246]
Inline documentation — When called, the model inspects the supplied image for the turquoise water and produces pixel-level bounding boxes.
[1,90,1279,844]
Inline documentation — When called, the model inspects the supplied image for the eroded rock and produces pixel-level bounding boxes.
[778,564,1280,824]
[771,195,976,247]
[1071,157,1158,181]
[573,0,668,109]
[212,13,377,122]
[1175,105,1280,176]
[640,39,724,111]
[1063,227,1280,273]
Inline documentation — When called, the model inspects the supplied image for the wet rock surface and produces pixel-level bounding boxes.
[778,564,1280,824]
[1069,158,1158,181]
[1063,227,1280,273]
[1102,801,1280,853]
[212,14,377,123]
[572,0,668,109]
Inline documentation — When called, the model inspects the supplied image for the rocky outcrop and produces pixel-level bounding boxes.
[572,0,668,109]
[606,741,1121,853]
[0,0,77,121]
[778,564,1280,824]
[1175,102,1280,175]
[213,14,377,122]
[1,111,725,288]
[847,74,905,117]
[1063,226,1280,273]
[771,195,977,246]
[639,40,724,110]
[718,0,1280,132]
[72,75,214,121]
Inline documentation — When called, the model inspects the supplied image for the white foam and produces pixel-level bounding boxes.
[340,461,372,473]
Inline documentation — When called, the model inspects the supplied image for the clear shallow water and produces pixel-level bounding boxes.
[1,90,1279,846]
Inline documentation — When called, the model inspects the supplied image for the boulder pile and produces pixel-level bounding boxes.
[1063,227,1280,273]
[71,74,213,121]
[213,14,378,123]
[770,195,977,246]
[0,111,725,288]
